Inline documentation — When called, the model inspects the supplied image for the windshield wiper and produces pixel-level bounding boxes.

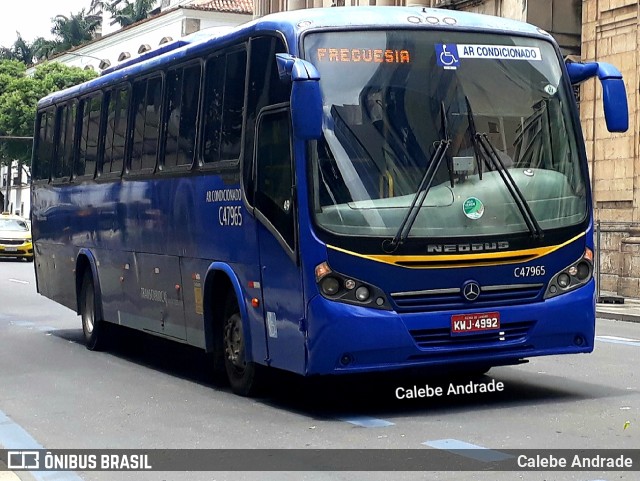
[476,133,543,239]
[465,97,543,240]
[383,103,451,253]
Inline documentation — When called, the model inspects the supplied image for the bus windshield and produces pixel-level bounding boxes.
[304,30,584,240]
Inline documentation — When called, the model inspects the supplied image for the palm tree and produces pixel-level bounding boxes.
[0,34,55,65]
[30,37,59,61]
[97,0,157,28]
[51,9,102,52]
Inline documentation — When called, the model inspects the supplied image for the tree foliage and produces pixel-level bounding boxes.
[97,0,157,28]
[0,10,101,66]
[0,34,55,65]
[51,9,102,52]
[0,60,96,164]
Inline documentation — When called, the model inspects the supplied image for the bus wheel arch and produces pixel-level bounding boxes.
[203,265,264,396]
[76,252,108,351]
[203,269,233,371]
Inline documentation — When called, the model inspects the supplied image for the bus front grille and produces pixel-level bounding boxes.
[409,320,535,349]
[390,283,544,312]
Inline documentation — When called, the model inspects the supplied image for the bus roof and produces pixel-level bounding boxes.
[37,6,550,108]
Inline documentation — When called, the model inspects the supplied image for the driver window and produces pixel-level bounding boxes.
[255,110,295,249]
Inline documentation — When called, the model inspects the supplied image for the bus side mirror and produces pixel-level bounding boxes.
[566,61,629,133]
[276,54,323,140]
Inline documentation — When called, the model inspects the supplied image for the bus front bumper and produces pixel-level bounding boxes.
[304,284,595,375]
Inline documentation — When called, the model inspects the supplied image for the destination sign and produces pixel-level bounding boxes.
[315,48,411,63]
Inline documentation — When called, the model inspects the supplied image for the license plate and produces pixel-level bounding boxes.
[4,247,17,252]
[451,312,500,334]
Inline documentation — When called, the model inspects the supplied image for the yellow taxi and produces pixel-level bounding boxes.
[0,212,33,261]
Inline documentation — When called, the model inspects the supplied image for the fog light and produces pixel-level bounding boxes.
[557,273,571,288]
[340,354,353,366]
[321,277,340,295]
[355,286,370,302]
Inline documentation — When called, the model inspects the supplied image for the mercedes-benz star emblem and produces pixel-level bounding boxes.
[462,281,481,301]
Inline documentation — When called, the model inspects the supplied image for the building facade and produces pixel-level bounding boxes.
[55,0,252,73]
[1,163,30,217]
[581,0,639,298]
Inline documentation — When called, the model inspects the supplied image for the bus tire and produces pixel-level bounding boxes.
[223,299,264,396]
[80,273,108,351]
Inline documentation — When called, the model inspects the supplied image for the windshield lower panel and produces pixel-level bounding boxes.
[304,30,586,249]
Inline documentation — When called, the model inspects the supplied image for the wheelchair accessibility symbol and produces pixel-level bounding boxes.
[435,44,460,69]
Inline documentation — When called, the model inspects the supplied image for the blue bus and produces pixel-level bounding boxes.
[31,7,628,396]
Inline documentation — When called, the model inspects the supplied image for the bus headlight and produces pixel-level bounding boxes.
[557,273,571,288]
[321,277,340,296]
[355,286,370,302]
[314,262,390,310]
[544,249,594,299]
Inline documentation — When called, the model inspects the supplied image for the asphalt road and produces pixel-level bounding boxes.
[0,259,638,481]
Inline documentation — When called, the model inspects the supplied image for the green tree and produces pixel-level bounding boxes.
[98,0,157,28]
[0,59,96,165]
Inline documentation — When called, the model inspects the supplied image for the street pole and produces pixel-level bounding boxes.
[4,158,12,213]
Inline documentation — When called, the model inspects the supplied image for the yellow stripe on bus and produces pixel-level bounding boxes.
[327,232,586,269]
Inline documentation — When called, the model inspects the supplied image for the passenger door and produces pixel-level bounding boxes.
[254,108,306,373]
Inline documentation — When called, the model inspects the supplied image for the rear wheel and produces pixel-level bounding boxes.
[80,273,108,351]
[223,298,264,396]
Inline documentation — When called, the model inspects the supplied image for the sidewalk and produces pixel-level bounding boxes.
[596,295,640,323]
[0,461,20,481]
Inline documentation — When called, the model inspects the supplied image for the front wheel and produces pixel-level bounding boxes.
[223,301,265,396]
[80,273,108,351]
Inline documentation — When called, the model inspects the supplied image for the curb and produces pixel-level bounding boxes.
[596,302,640,323]
[596,310,640,323]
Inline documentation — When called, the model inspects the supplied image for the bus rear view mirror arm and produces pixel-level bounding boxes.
[276,53,323,140]
[566,61,629,133]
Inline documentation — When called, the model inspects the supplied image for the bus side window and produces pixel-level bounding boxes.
[53,105,71,182]
[64,102,78,180]
[129,76,162,173]
[103,86,129,176]
[202,55,224,164]
[164,63,202,169]
[220,50,246,161]
[255,110,294,249]
[34,109,54,182]
[202,48,247,164]
[77,94,103,178]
